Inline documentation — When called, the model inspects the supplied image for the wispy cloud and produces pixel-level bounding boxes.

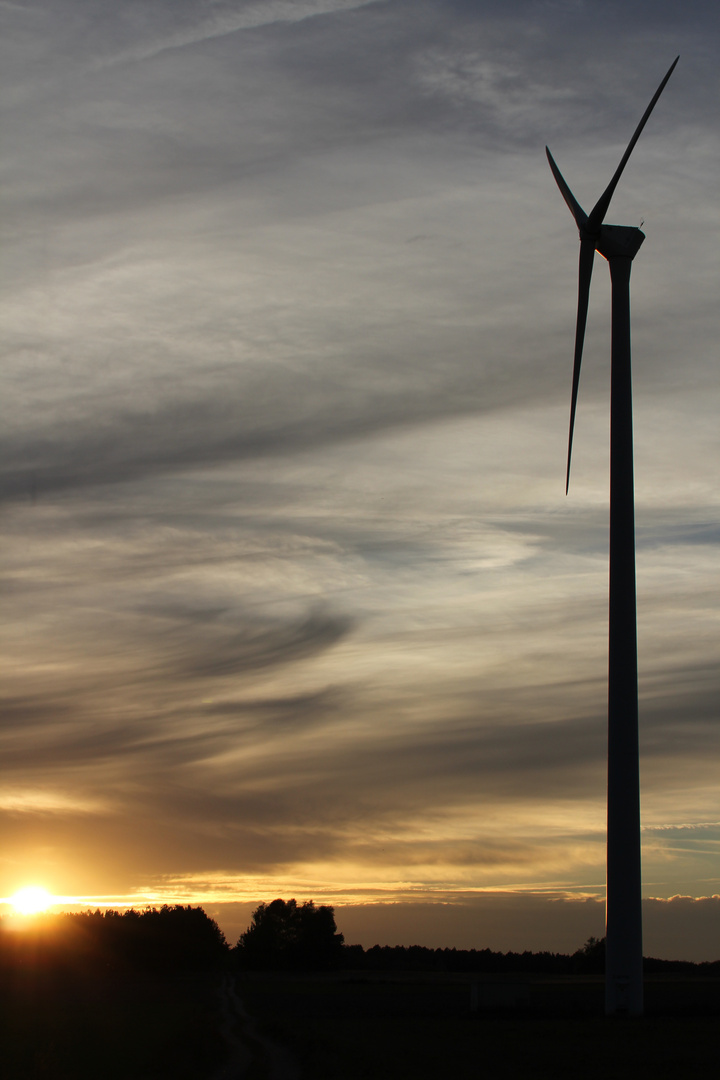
[1,0,719,958]
[92,0,385,70]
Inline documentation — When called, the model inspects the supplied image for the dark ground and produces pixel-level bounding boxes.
[0,968,226,1080]
[237,971,720,1080]
[3,969,719,1078]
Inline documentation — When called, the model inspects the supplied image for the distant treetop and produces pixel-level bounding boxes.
[234,898,345,970]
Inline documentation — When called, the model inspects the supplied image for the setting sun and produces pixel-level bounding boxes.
[11,886,54,916]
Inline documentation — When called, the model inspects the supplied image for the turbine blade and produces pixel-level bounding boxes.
[546,146,588,230]
[587,56,679,231]
[566,239,596,493]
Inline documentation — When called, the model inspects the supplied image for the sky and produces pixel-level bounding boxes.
[1,0,719,961]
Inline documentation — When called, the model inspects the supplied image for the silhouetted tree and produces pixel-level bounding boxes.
[124,905,228,970]
[572,935,606,974]
[234,898,344,970]
[0,905,227,973]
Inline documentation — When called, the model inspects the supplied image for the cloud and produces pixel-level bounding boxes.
[643,895,720,961]
[91,0,386,70]
[1,0,719,956]
[214,891,720,961]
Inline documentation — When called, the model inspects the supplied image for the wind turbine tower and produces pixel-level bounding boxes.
[546,57,678,1016]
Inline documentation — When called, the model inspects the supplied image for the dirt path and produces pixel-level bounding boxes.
[212,974,301,1080]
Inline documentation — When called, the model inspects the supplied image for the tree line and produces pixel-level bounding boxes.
[0,905,227,973]
[2,900,717,975]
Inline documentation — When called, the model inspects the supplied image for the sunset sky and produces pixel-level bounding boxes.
[2,0,719,961]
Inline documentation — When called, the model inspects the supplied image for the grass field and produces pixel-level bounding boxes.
[0,968,226,1080]
[238,971,720,1079]
[3,968,719,1078]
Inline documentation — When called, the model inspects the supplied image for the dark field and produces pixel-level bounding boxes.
[239,971,720,1080]
[3,969,720,1078]
[0,969,226,1080]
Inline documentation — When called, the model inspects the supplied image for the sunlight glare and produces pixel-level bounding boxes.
[11,886,54,915]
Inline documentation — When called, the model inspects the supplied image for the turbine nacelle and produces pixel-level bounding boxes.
[595,225,645,261]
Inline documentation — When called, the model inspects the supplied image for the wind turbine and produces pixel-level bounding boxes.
[546,57,678,1017]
